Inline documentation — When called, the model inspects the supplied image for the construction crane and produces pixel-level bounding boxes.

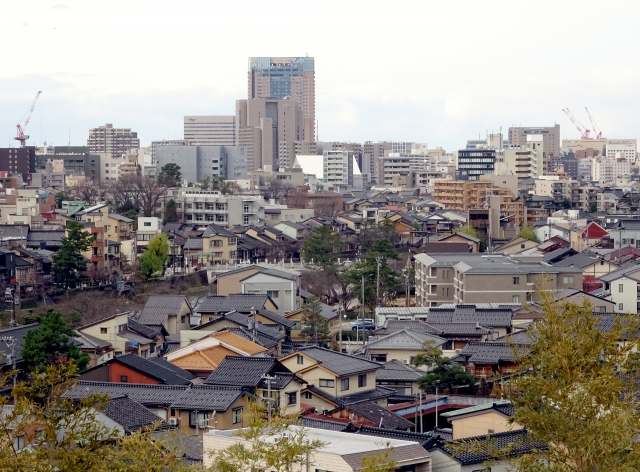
[562,108,591,140]
[14,90,42,147]
[585,107,604,140]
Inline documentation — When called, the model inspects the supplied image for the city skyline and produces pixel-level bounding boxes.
[1,0,639,151]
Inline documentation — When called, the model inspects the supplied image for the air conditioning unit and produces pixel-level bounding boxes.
[402,359,410,365]
[455,349,461,354]
[168,418,178,426]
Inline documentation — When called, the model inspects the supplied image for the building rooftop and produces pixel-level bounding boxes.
[110,353,194,385]
[203,356,294,389]
[170,385,246,411]
[440,401,514,419]
[63,381,188,405]
[363,329,446,351]
[0,323,40,367]
[138,295,190,327]
[341,400,414,430]
[102,395,169,433]
[376,360,424,382]
[293,346,382,376]
[196,294,277,314]
[415,253,583,275]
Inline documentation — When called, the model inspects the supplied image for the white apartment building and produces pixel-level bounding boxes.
[495,135,547,179]
[591,157,630,185]
[183,116,236,146]
[165,188,265,226]
[323,150,353,187]
[606,139,637,162]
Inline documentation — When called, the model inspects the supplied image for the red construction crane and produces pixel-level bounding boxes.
[585,107,604,140]
[14,90,42,147]
[562,108,591,139]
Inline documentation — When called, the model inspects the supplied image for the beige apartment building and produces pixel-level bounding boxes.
[87,123,140,160]
[414,253,583,307]
[183,116,236,146]
[508,124,560,157]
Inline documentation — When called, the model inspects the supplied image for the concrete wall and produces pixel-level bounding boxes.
[242,272,297,313]
[450,411,520,439]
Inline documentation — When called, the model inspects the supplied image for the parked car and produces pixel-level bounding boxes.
[351,320,376,331]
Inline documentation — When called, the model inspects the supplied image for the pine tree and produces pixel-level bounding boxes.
[52,220,93,289]
[302,225,344,269]
[299,296,331,346]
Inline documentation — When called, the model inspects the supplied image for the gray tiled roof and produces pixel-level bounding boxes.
[343,400,414,430]
[297,417,350,431]
[202,224,237,238]
[364,329,446,350]
[147,356,196,381]
[199,311,285,341]
[221,327,279,349]
[297,346,382,376]
[183,238,203,250]
[216,265,299,282]
[0,323,40,366]
[127,318,161,339]
[73,330,112,349]
[203,356,291,388]
[376,360,424,382]
[237,308,295,329]
[138,295,190,326]
[103,396,169,433]
[338,386,396,404]
[118,331,154,345]
[108,213,134,223]
[453,342,527,364]
[551,253,598,269]
[354,424,435,447]
[63,381,188,405]
[432,429,546,465]
[170,385,246,410]
[342,444,429,470]
[428,305,514,328]
[113,353,194,385]
[196,294,274,314]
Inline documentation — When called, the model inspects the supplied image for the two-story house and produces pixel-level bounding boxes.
[600,263,640,313]
[280,347,388,412]
[137,295,193,335]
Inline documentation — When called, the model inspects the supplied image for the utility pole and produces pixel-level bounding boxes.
[262,374,276,422]
[359,275,364,344]
[376,256,381,308]
[337,307,343,353]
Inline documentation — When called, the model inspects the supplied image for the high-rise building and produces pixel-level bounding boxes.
[236,98,301,172]
[363,141,392,185]
[456,149,496,180]
[323,150,353,187]
[0,147,36,181]
[494,135,547,179]
[183,116,236,146]
[248,57,315,142]
[35,146,100,180]
[508,124,560,157]
[88,123,140,160]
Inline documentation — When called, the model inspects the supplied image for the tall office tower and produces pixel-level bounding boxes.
[508,124,560,157]
[236,98,301,172]
[88,124,140,160]
[248,57,315,142]
[0,147,36,181]
[183,116,236,146]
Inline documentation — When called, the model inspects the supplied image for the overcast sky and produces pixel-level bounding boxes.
[1,1,638,151]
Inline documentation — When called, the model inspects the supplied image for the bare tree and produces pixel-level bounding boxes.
[313,194,343,217]
[107,175,169,217]
[286,186,310,209]
[67,179,107,204]
[262,177,292,202]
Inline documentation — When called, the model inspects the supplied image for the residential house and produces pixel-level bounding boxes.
[375,360,424,396]
[26,230,64,251]
[78,353,195,385]
[453,341,530,378]
[0,323,40,383]
[93,395,170,435]
[280,347,387,411]
[284,302,340,342]
[136,216,161,255]
[434,232,480,253]
[495,236,539,255]
[600,263,640,313]
[184,224,239,267]
[62,381,251,435]
[76,313,164,358]
[204,356,306,416]
[195,293,279,324]
[360,329,446,367]
[164,330,267,378]
[137,295,193,335]
[215,265,301,314]
[440,401,518,440]
[328,400,415,431]
[73,331,115,368]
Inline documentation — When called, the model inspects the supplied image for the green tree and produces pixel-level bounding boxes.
[138,233,169,280]
[299,296,331,346]
[460,295,640,471]
[414,340,476,393]
[208,401,325,472]
[589,202,598,213]
[165,198,179,223]
[210,175,234,195]
[562,197,571,209]
[21,310,90,372]
[302,225,344,269]
[346,239,401,310]
[0,362,195,471]
[52,220,93,289]
[54,191,68,209]
[453,225,478,238]
[157,163,182,187]
[518,225,540,243]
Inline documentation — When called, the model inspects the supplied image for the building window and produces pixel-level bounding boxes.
[513,277,519,285]
[232,408,243,424]
[296,354,304,365]
[190,411,209,428]
[13,435,24,451]
[340,378,349,391]
[118,324,127,332]
[267,290,279,299]
[358,374,367,388]
[512,295,520,303]
[171,408,176,417]
[287,392,297,405]
[619,303,624,311]
[563,276,574,284]
[304,392,312,399]
[143,222,151,227]
[619,284,624,293]
[140,349,148,358]
[319,379,334,388]
[371,354,387,362]
[100,327,107,334]
[120,375,128,382]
